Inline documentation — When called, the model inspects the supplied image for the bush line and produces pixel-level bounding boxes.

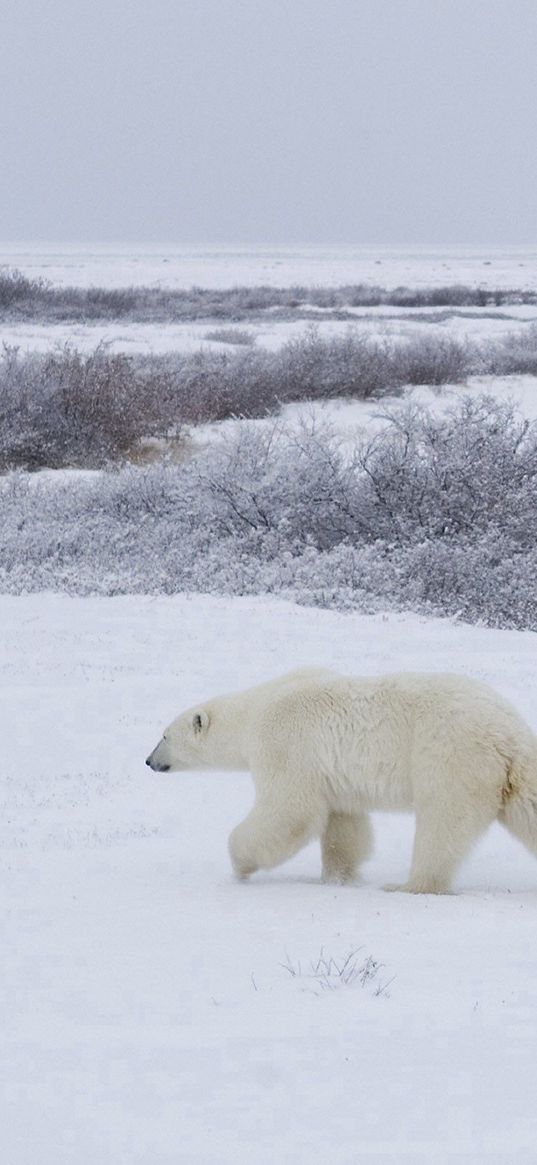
[2,325,537,471]
[2,267,537,322]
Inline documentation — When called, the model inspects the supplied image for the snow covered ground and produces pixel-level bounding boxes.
[2,593,537,1163]
[2,305,537,357]
[2,242,537,291]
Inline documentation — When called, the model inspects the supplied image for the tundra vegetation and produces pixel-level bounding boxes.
[1,272,537,630]
[2,267,537,321]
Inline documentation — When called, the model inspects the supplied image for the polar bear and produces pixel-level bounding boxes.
[145,668,537,893]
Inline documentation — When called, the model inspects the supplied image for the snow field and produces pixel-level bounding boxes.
[2,593,537,1163]
[3,242,537,291]
[2,307,537,358]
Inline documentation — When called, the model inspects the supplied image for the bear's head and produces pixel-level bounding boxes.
[146,699,245,773]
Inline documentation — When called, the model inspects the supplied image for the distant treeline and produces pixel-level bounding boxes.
[1,268,537,322]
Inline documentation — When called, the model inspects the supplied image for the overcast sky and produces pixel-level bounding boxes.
[2,0,536,244]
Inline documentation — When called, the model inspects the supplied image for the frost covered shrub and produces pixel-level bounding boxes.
[155,329,471,421]
[385,284,495,308]
[0,269,50,308]
[194,419,365,548]
[353,396,537,547]
[275,329,396,400]
[83,287,141,315]
[0,331,475,469]
[170,348,282,422]
[273,330,472,401]
[486,325,537,377]
[205,328,255,345]
[153,332,401,425]
[2,396,537,630]
[0,346,186,469]
[390,534,537,628]
[395,335,473,385]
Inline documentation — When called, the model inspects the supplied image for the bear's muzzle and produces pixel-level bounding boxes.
[145,749,170,772]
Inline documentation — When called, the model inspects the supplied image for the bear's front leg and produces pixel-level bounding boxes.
[228,799,317,880]
[228,823,259,880]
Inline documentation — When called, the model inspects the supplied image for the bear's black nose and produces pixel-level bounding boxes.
[145,757,153,767]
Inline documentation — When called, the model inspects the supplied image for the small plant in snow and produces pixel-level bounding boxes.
[280,947,393,996]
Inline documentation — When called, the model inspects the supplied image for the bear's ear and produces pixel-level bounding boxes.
[192,709,209,736]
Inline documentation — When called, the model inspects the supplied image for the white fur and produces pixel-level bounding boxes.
[146,668,537,893]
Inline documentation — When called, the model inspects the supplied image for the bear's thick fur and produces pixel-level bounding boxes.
[146,668,537,892]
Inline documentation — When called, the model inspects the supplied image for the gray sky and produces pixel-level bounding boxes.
[2,0,537,244]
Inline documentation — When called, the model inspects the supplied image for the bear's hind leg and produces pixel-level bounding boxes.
[384,796,497,894]
[322,811,373,884]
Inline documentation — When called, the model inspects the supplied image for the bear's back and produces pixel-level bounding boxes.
[245,668,531,768]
